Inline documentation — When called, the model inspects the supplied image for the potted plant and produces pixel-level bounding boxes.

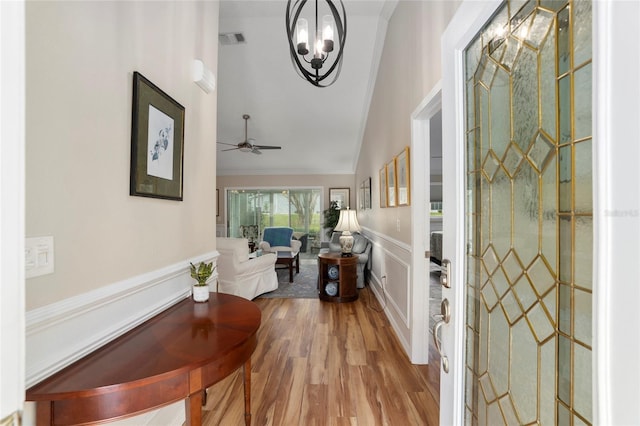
[190,261,215,302]
[323,200,341,238]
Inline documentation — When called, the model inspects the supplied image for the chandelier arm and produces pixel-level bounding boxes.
[315,0,346,81]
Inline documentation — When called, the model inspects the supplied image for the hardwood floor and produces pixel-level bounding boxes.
[201,286,441,425]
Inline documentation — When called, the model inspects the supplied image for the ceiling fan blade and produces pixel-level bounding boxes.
[221,147,240,152]
[251,148,262,155]
[253,145,281,150]
[217,142,240,147]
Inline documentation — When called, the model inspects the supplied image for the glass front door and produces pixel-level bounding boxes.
[463,1,592,424]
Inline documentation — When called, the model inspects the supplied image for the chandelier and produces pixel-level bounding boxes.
[285,0,347,88]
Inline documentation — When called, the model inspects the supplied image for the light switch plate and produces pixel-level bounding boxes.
[26,236,54,278]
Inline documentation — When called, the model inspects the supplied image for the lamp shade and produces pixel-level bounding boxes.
[334,209,361,233]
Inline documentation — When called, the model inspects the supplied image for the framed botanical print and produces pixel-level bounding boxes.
[396,147,411,206]
[130,72,185,201]
[379,166,387,207]
[387,158,397,207]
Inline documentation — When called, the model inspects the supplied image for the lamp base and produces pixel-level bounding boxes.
[339,232,354,257]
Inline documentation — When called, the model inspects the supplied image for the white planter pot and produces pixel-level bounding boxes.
[192,285,210,302]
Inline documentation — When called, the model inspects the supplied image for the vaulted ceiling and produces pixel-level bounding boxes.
[216,0,397,176]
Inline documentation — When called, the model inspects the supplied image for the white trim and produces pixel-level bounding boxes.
[593,1,640,424]
[364,229,412,358]
[409,83,442,364]
[25,251,218,387]
[0,0,25,419]
[441,1,502,425]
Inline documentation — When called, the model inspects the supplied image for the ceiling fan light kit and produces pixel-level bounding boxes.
[218,115,282,155]
[286,0,347,87]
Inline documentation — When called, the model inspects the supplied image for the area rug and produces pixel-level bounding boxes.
[259,259,319,299]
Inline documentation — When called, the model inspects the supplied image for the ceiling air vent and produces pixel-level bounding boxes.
[219,32,246,45]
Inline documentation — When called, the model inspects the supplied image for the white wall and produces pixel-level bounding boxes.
[356,0,460,358]
[25,1,219,310]
[23,2,220,422]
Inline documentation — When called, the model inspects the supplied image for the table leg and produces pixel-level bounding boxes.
[288,259,293,283]
[295,253,300,273]
[243,359,252,426]
[185,391,203,426]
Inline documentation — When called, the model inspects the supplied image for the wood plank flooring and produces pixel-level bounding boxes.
[201,286,441,426]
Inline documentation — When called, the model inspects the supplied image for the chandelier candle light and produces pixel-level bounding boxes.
[334,207,361,256]
[286,0,347,87]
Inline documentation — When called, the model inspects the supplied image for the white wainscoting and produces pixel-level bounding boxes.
[362,228,413,357]
[25,251,218,388]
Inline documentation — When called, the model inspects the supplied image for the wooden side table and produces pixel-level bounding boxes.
[317,252,358,303]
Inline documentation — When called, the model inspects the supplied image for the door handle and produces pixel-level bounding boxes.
[432,298,450,373]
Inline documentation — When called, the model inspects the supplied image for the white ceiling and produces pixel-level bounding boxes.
[216,0,397,176]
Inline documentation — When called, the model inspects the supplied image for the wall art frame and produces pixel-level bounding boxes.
[386,158,397,207]
[130,71,185,201]
[329,187,350,209]
[379,166,387,208]
[396,147,411,206]
[364,177,371,209]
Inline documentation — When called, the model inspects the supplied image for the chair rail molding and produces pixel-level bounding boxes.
[25,251,218,387]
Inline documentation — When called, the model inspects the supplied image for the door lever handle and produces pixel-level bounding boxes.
[432,319,449,373]
[431,298,451,373]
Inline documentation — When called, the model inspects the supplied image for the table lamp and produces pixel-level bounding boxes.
[334,207,361,256]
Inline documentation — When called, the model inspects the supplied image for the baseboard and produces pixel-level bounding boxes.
[25,251,218,388]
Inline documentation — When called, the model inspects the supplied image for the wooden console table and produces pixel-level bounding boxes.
[26,293,261,425]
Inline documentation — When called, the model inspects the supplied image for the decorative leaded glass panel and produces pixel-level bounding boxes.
[463,1,592,424]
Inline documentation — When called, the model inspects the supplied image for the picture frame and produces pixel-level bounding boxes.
[364,177,371,209]
[359,181,365,210]
[379,166,387,208]
[130,72,185,201]
[329,187,350,209]
[216,189,220,217]
[396,147,411,206]
[387,158,397,207]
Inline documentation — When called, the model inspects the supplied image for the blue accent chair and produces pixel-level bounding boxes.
[258,227,302,254]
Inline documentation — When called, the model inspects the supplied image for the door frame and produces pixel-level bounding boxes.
[0,0,26,421]
[409,82,441,364]
[441,1,502,423]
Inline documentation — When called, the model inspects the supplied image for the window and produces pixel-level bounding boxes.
[226,188,321,243]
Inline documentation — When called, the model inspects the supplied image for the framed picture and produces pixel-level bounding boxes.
[387,158,397,207]
[216,189,220,217]
[130,72,185,201]
[329,187,350,209]
[359,181,365,210]
[396,147,411,206]
[364,177,371,209]
[379,166,387,208]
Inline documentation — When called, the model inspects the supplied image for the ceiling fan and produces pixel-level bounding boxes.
[217,114,282,155]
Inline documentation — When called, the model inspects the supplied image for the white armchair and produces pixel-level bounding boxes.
[216,237,278,300]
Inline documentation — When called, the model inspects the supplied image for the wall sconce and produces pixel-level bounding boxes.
[193,59,215,93]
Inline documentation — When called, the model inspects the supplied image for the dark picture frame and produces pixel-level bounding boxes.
[364,177,371,209]
[329,187,350,209]
[130,72,185,201]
